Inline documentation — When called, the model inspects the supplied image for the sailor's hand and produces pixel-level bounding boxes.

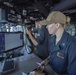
[37,60,48,72]
[36,62,44,72]
[26,28,31,35]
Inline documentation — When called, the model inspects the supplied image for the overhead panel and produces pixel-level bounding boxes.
[51,0,76,12]
[34,0,49,18]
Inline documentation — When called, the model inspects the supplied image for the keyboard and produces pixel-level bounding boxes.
[2,60,15,74]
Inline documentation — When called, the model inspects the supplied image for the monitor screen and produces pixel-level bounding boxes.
[0,32,24,53]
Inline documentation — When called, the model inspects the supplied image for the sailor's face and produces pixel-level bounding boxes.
[46,23,57,35]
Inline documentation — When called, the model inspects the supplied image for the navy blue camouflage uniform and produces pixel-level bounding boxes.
[49,31,76,75]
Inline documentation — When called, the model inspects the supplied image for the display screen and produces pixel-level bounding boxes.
[0,32,24,53]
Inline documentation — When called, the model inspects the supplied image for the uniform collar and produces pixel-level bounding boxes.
[50,31,68,53]
[49,31,68,44]
[58,31,68,45]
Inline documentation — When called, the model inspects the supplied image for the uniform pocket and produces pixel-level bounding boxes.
[52,51,67,73]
